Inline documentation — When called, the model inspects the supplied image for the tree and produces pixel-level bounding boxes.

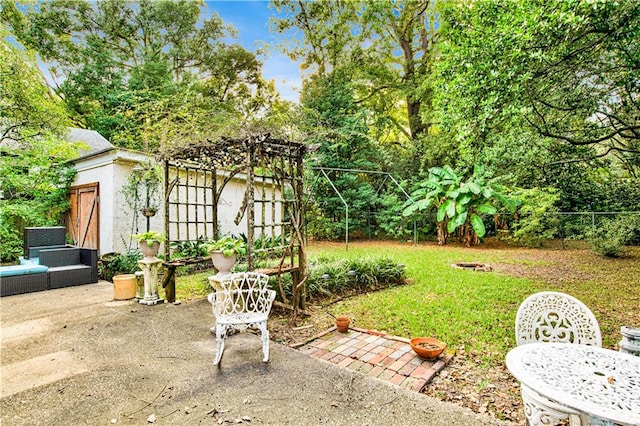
[434,0,640,176]
[271,0,440,176]
[0,26,68,144]
[0,32,78,261]
[2,0,270,151]
[301,69,385,239]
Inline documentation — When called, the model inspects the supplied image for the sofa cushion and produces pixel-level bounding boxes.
[0,264,49,277]
[48,265,94,289]
[20,256,40,265]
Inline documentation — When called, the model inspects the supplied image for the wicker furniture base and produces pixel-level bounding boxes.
[48,265,95,289]
[0,272,49,297]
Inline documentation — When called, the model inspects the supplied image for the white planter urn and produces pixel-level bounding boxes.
[139,241,160,260]
[210,251,237,278]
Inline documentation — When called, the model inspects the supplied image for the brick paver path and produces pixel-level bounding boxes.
[294,326,453,392]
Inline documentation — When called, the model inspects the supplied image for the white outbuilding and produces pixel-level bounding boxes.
[67,128,251,256]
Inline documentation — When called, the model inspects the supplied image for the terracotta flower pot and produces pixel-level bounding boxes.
[335,316,351,333]
[410,337,446,360]
[113,274,136,300]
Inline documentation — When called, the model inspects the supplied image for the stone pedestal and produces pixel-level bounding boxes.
[137,258,164,306]
[619,326,640,357]
[135,270,145,300]
[208,274,233,291]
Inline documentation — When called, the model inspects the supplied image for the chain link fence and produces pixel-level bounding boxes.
[550,212,640,238]
[307,209,640,248]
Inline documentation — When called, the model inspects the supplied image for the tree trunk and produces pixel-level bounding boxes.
[436,221,447,245]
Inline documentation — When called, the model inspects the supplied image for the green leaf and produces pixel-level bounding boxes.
[440,165,457,180]
[467,182,481,194]
[503,197,520,213]
[476,203,497,214]
[447,218,457,234]
[495,193,519,213]
[402,204,417,216]
[470,213,486,237]
[448,211,467,233]
[445,199,456,218]
[457,194,473,207]
[437,203,447,222]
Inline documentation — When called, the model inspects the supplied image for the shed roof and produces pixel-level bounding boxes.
[67,128,115,160]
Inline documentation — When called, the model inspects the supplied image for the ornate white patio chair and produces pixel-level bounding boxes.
[515,291,602,425]
[207,272,276,366]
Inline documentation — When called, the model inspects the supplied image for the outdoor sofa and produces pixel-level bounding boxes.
[0,226,98,297]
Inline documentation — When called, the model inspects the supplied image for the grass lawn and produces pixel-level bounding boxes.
[307,241,639,358]
[308,242,535,365]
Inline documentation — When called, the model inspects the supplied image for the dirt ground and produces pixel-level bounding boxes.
[0,281,515,426]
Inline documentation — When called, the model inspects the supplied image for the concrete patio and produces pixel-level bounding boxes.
[0,281,516,425]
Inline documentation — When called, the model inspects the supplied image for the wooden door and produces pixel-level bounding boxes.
[67,183,99,250]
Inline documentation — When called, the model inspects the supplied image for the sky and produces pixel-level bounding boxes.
[205,1,302,103]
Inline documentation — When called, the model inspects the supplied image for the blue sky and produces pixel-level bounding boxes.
[205,1,301,102]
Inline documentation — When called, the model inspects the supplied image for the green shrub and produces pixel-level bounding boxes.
[99,251,142,281]
[508,187,560,248]
[0,224,23,263]
[303,256,406,302]
[588,214,640,257]
[170,238,208,259]
[617,214,640,246]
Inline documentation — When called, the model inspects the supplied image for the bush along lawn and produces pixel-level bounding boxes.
[174,255,407,306]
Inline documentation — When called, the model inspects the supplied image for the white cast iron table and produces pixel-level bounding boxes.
[506,343,640,426]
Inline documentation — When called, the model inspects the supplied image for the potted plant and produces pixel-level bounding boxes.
[410,337,446,360]
[133,231,164,259]
[203,236,247,277]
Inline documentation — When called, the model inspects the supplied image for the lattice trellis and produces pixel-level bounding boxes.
[161,134,308,308]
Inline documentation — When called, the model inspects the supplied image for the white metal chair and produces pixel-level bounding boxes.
[515,291,602,425]
[207,272,276,366]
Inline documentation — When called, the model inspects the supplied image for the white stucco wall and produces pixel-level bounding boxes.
[72,149,160,255]
[73,149,284,256]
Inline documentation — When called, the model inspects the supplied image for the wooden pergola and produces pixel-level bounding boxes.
[160,134,308,310]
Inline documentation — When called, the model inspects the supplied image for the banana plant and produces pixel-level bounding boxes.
[404,164,519,246]
[403,165,461,244]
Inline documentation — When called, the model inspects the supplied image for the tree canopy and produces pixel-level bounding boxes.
[272,0,440,176]
[0,30,78,261]
[2,0,638,247]
[2,0,285,151]
[435,0,640,176]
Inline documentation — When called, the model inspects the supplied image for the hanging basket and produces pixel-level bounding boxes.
[140,207,157,218]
